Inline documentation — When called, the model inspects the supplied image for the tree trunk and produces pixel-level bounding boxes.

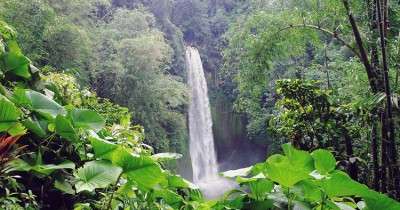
[344,133,358,181]
[372,123,380,191]
[381,110,388,193]
[366,0,383,192]
[383,0,389,36]
[376,0,400,198]
[342,0,378,93]
[368,0,383,86]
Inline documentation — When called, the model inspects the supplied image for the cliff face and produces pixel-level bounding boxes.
[211,97,268,171]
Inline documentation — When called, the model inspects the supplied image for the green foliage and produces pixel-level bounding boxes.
[4,0,191,160]
[0,0,54,63]
[220,0,394,149]
[25,90,67,119]
[2,1,400,209]
[171,0,211,45]
[90,8,190,154]
[42,16,91,73]
[0,99,26,136]
[43,73,131,126]
[54,114,79,142]
[74,160,122,193]
[270,79,370,181]
[0,22,199,209]
[271,79,334,149]
[312,149,336,175]
[219,143,400,210]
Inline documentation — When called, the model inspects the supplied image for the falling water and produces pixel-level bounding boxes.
[186,46,236,199]
[186,46,218,183]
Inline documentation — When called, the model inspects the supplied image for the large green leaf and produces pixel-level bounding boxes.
[25,90,66,119]
[151,153,183,161]
[314,172,371,198]
[74,160,122,193]
[0,98,26,136]
[22,114,48,137]
[167,174,198,189]
[7,158,75,175]
[6,158,33,172]
[236,177,274,199]
[55,178,75,195]
[45,82,63,104]
[312,149,336,175]
[291,180,323,203]
[220,166,252,178]
[282,143,314,173]
[264,161,312,187]
[249,179,274,197]
[33,161,75,175]
[153,189,183,208]
[21,118,46,137]
[363,190,400,210]
[223,194,245,209]
[55,115,79,142]
[250,162,267,176]
[89,137,120,160]
[111,150,164,191]
[71,109,105,132]
[117,182,136,198]
[0,52,31,79]
[10,89,31,107]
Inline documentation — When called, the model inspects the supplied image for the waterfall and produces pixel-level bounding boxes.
[186,46,218,183]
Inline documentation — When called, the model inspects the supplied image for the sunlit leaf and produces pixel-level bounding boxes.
[55,115,79,142]
[153,189,183,208]
[236,177,274,198]
[223,194,245,209]
[220,166,252,178]
[314,172,371,198]
[74,160,122,193]
[71,109,105,132]
[0,98,26,136]
[111,149,164,191]
[363,190,400,210]
[167,174,198,189]
[10,89,31,107]
[151,153,182,161]
[312,149,336,175]
[33,161,75,175]
[282,143,314,173]
[0,52,30,78]
[89,137,119,160]
[25,90,66,119]
[291,180,323,202]
[264,161,312,187]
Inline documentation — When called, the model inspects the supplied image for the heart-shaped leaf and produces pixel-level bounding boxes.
[74,160,122,193]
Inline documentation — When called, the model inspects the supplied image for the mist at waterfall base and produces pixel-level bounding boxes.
[186,46,267,200]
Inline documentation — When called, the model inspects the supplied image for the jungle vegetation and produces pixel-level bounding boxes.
[1,0,400,209]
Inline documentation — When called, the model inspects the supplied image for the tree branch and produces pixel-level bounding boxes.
[275,24,361,60]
